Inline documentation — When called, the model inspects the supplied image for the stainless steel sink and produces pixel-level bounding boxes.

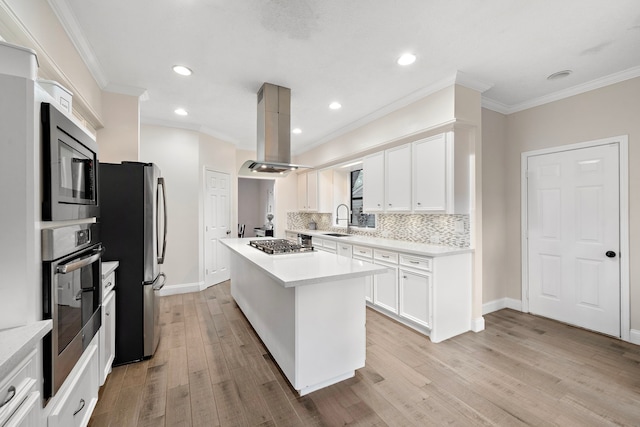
[323,233,350,237]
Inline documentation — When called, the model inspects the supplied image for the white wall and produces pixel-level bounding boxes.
[140,125,200,286]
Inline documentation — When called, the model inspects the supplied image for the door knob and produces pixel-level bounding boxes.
[605,251,616,258]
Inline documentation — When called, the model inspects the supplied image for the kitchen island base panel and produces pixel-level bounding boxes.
[229,253,366,396]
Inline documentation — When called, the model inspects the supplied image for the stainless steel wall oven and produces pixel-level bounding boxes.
[41,102,99,221]
[42,223,102,399]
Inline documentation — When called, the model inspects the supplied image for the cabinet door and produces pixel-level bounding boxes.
[354,256,374,303]
[413,134,447,212]
[306,171,318,211]
[105,291,116,381]
[373,263,398,314]
[385,144,411,211]
[399,269,432,329]
[363,152,384,212]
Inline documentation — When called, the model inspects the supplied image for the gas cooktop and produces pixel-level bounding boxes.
[249,239,314,255]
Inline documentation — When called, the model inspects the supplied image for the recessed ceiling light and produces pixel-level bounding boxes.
[397,53,416,66]
[329,102,342,110]
[174,108,188,116]
[292,128,302,134]
[172,65,193,76]
[547,70,572,80]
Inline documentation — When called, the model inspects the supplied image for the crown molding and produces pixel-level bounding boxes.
[104,82,148,99]
[47,0,108,88]
[483,65,640,115]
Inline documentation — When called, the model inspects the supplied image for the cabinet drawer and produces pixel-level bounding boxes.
[352,245,373,259]
[399,254,432,271]
[0,350,37,426]
[102,271,115,297]
[374,249,398,264]
[48,345,99,427]
[337,243,352,258]
[4,390,39,427]
[321,239,337,250]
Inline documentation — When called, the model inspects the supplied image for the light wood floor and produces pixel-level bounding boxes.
[89,281,640,426]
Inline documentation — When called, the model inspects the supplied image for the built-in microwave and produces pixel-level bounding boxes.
[41,102,99,221]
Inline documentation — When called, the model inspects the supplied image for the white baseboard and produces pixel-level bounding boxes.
[630,329,640,346]
[157,281,205,296]
[483,297,523,315]
[471,317,485,332]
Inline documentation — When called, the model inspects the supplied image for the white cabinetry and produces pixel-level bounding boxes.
[399,255,433,329]
[337,243,353,258]
[298,170,333,212]
[100,290,115,385]
[297,171,317,211]
[0,350,39,427]
[362,152,385,212]
[47,343,99,427]
[99,263,117,386]
[412,132,469,214]
[384,144,412,212]
[314,238,336,253]
[352,246,374,302]
[372,249,399,314]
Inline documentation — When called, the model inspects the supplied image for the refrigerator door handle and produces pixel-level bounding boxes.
[157,177,168,264]
[152,272,166,291]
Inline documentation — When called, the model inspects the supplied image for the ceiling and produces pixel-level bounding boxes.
[50,0,640,154]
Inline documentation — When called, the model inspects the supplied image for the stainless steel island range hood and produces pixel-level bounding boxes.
[239,83,308,177]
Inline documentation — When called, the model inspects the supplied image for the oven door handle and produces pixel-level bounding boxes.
[57,247,104,274]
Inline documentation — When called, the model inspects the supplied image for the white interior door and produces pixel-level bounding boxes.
[204,169,231,286]
[527,143,620,337]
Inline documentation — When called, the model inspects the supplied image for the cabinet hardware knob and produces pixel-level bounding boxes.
[0,386,16,408]
[73,398,86,416]
[403,276,408,279]
[382,255,389,258]
[106,312,110,316]
[605,251,616,258]
[417,202,422,205]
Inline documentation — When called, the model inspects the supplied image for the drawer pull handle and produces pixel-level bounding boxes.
[359,251,366,254]
[382,255,389,258]
[410,261,420,264]
[106,311,110,316]
[0,386,15,408]
[73,398,86,416]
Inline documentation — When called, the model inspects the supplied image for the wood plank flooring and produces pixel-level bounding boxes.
[89,281,640,426]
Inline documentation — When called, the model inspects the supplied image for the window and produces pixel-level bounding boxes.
[350,170,375,228]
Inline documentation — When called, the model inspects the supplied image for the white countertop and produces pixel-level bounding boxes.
[287,229,473,257]
[0,320,52,379]
[221,238,388,287]
[101,261,119,279]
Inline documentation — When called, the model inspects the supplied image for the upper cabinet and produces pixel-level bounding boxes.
[297,170,333,212]
[363,131,470,214]
[413,132,469,214]
[362,151,385,212]
[385,144,412,212]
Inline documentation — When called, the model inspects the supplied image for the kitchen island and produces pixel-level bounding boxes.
[221,238,388,396]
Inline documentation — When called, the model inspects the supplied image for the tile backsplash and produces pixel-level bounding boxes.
[287,212,470,247]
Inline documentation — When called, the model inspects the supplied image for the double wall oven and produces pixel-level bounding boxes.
[40,101,102,400]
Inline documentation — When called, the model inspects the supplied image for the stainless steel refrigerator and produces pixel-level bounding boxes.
[99,161,167,365]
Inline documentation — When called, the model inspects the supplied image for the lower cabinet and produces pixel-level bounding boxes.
[399,269,432,329]
[99,290,116,385]
[47,343,99,427]
[372,262,399,314]
[0,349,39,427]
